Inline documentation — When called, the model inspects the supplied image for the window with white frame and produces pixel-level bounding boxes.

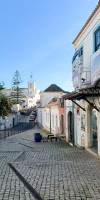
[95,27,100,52]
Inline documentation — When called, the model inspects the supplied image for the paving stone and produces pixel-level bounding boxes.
[1,125,100,199]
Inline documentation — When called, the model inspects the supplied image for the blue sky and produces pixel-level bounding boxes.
[0,0,97,91]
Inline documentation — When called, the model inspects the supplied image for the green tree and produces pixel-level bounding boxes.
[0,83,12,116]
[0,95,12,116]
[11,70,23,104]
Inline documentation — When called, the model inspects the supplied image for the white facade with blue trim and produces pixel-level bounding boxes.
[65,1,100,155]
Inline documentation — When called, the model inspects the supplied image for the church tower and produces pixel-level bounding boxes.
[28,74,35,97]
[28,81,35,97]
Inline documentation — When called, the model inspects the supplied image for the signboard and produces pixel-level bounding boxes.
[72,70,79,88]
[91,49,100,85]
[72,57,82,88]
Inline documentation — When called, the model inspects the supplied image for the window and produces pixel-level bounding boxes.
[52,115,54,127]
[95,27,100,52]
[60,98,64,108]
[56,115,58,127]
[30,83,32,89]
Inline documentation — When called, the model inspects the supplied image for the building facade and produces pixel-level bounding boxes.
[2,81,40,110]
[37,84,68,135]
[65,1,100,155]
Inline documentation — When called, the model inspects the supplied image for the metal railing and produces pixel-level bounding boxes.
[0,123,36,139]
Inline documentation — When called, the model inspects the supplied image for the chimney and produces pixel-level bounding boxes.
[98,0,100,5]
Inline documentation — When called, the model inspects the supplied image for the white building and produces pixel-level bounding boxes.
[37,84,68,133]
[0,104,20,130]
[2,81,40,110]
[65,1,100,155]
[43,98,59,135]
[0,113,19,130]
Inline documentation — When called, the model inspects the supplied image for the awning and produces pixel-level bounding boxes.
[64,78,100,112]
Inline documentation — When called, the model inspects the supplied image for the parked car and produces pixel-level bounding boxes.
[31,111,37,117]
[28,115,35,121]
[20,109,27,115]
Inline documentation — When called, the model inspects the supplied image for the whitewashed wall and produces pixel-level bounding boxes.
[37,91,64,133]
[37,106,59,134]
[44,106,59,134]
[71,6,100,155]
[5,114,17,128]
[12,104,21,112]
[0,113,18,130]
[50,106,59,135]
[37,108,42,126]
[40,92,64,107]
[73,8,100,87]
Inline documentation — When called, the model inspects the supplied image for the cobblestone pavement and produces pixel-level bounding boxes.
[1,125,100,200]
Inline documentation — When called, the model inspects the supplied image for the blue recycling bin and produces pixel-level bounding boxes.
[34,133,42,142]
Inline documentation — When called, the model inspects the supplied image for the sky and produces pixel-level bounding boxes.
[0,0,98,92]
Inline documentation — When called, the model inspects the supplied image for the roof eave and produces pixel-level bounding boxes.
[72,3,100,45]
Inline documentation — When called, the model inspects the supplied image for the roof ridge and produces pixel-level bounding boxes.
[44,84,67,92]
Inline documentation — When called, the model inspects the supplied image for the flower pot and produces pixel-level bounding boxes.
[34,133,42,142]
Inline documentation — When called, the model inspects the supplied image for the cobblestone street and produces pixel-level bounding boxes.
[1,125,100,200]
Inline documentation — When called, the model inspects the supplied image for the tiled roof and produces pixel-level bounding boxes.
[44,84,68,93]
[72,1,100,44]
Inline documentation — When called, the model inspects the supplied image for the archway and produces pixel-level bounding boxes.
[90,106,98,152]
[60,115,64,134]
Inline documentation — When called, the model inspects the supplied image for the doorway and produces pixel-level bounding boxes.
[13,118,15,127]
[60,115,63,134]
[90,107,98,152]
[76,115,81,146]
[68,111,72,142]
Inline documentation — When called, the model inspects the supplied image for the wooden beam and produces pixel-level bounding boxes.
[71,100,86,111]
[84,98,100,112]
